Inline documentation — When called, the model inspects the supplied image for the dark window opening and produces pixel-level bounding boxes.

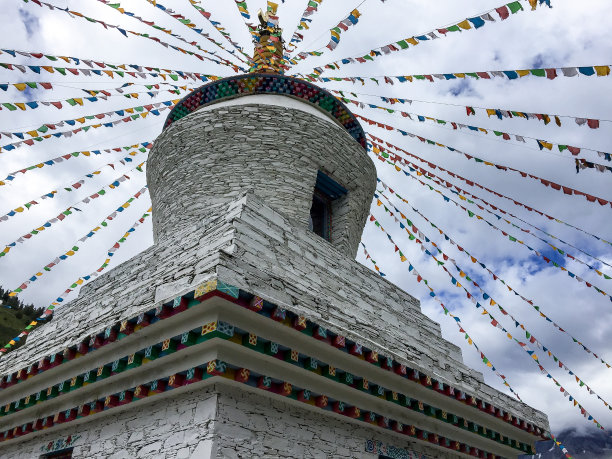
[309,171,347,241]
[41,448,73,459]
[310,191,331,240]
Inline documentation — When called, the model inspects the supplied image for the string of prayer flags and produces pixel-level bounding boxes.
[285,0,324,55]
[366,217,522,400]
[7,185,149,297]
[0,82,53,92]
[183,0,252,63]
[357,113,612,208]
[371,137,612,271]
[549,432,575,459]
[0,101,176,153]
[288,3,364,64]
[330,88,609,131]
[366,133,612,251]
[359,242,386,277]
[376,189,612,406]
[470,104,605,130]
[376,177,612,369]
[0,61,220,83]
[22,0,242,73]
[325,8,361,51]
[339,95,610,167]
[368,212,604,429]
[315,0,551,73]
[368,140,612,304]
[310,63,611,85]
[575,158,612,174]
[371,134,612,273]
[0,149,150,229]
[0,165,147,261]
[0,207,153,354]
[0,86,194,113]
[0,49,222,82]
[0,142,151,187]
[234,0,252,19]
[143,0,251,65]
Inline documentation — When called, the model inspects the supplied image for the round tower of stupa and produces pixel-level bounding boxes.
[148,63,376,259]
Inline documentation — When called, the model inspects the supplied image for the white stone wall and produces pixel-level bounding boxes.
[1,382,472,459]
[0,386,218,459]
[0,193,548,429]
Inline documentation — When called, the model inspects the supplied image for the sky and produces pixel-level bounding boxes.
[0,0,611,437]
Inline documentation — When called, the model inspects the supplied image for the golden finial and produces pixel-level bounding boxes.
[250,3,285,74]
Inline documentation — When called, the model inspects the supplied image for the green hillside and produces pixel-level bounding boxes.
[0,307,34,347]
[0,286,45,348]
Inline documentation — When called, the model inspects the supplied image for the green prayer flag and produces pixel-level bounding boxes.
[396,40,409,49]
[507,1,523,13]
[446,25,460,32]
[530,68,546,77]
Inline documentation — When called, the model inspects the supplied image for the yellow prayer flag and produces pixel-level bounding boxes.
[400,255,407,262]
[125,108,134,114]
[66,250,75,256]
[73,98,83,106]
[75,117,86,124]
[14,103,26,111]
[406,37,419,46]
[395,165,401,171]
[517,69,530,77]
[457,20,471,30]
[15,207,24,212]
[490,299,496,306]
[141,112,149,118]
[42,66,54,73]
[595,65,610,76]
[26,130,38,137]
[486,109,496,117]
[13,83,27,91]
[103,70,114,78]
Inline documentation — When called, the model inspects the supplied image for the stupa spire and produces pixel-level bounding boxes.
[250,3,285,73]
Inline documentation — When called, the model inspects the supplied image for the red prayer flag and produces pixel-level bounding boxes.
[496,6,510,20]
[587,119,600,129]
